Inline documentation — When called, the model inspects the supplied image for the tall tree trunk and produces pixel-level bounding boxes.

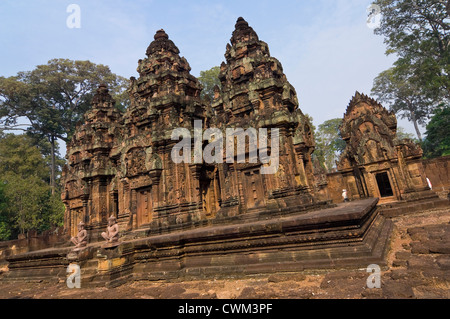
[50,135,56,195]
[412,119,423,142]
[322,160,329,172]
[409,108,423,142]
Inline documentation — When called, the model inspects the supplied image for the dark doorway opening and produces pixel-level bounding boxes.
[376,172,393,197]
[113,192,119,217]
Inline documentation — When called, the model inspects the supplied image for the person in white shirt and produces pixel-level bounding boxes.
[342,189,349,202]
[426,177,432,190]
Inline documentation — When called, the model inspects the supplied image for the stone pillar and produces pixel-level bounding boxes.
[64,204,72,236]
[303,152,315,189]
[109,191,118,218]
[212,168,220,214]
[352,165,369,198]
[396,146,414,192]
[294,146,309,189]
[189,164,202,203]
[131,189,138,230]
[82,199,89,224]
[150,167,162,208]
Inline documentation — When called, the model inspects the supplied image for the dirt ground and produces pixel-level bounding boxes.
[0,207,449,299]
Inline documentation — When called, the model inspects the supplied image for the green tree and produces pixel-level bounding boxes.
[24,131,66,187]
[371,65,434,141]
[0,133,64,239]
[0,182,11,241]
[372,0,450,103]
[0,59,129,193]
[313,118,346,171]
[421,106,450,158]
[198,66,221,100]
[3,174,48,235]
[0,133,49,181]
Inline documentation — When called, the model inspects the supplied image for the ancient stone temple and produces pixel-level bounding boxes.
[62,22,325,242]
[334,92,434,204]
[3,19,393,287]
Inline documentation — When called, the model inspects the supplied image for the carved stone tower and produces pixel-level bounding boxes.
[337,91,432,203]
[211,17,319,216]
[117,29,209,231]
[62,84,122,239]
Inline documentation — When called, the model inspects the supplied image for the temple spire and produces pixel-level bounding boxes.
[146,29,180,56]
[230,17,259,45]
[91,83,115,109]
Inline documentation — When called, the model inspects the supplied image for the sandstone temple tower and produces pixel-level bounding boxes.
[61,18,327,240]
[211,17,318,217]
[62,83,122,240]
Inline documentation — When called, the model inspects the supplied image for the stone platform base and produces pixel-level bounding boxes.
[2,198,392,288]
[378,193,449,218]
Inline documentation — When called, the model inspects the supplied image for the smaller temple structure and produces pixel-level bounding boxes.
[62,83,122,240]
[333,92,434,204]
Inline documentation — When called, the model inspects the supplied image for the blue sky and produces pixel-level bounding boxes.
[0,0,421,153]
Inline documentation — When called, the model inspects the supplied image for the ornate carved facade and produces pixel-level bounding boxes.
[336,92,432,203]
[62,19,326,240]
[211,17,317,216]
[62,83,122,238]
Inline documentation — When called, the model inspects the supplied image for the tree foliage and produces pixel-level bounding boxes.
[373,0,449,102]
[0,59,129,142]
[421,106,450,158]
[371,65,434,141]
[0,133,49,180]
[396,126,418,142]
[371,0,449,142]
[0,182,11,241]
[198,66,221,101]
[0,133,63,239]
[313,118,346,172]
[0,59,129,193]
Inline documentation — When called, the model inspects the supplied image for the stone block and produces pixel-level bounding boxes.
[382,280,415,299]
[428,242,450,254]
[435,255,450,270]
[410,242,430,254]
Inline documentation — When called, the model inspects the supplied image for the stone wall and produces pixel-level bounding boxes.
[325,172,350,204]
[423,155,450,199]
[3,198,393,286]
[0,229,67,264]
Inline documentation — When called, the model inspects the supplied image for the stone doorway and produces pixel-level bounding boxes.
[242,168,265,209]
[376,172,394,198]
[136,187,153,227]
